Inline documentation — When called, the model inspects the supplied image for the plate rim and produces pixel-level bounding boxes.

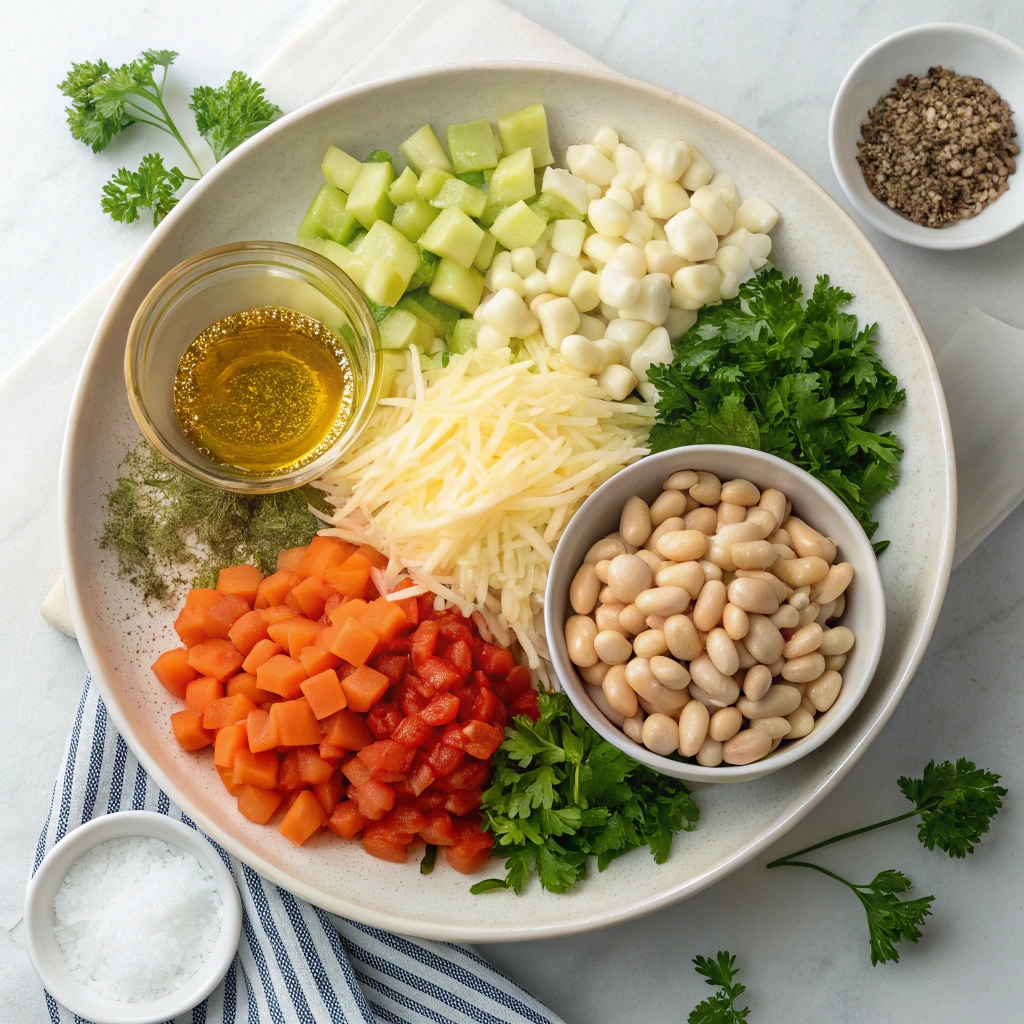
[58,59,957,942]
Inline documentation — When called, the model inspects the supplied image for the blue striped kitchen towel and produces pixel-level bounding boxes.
[33,677,563,1024]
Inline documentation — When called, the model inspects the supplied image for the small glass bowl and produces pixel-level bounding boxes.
[125,241,381,493]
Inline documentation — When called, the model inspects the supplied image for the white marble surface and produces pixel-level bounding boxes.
[2,1,1022,1021]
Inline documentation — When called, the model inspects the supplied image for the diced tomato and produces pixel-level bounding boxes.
[419,656,462,694]
[369,653,407,687]
[409,620,440,668]
[377,635,411,655]
[383,804,428,836]
[313,775,343,816]
[444,761,490,791]
[390,578,420,626]
[444,789,483,816]
[391,714,432,748]
[418,810,455,846]
[319,739,347,761]
[471,688,508,727]
[404,761,436,796]
[444,826,493,874]
[476,642,516,677]
[416,591,437,622]
[420,692,460,726]
[506,665,533,696]
[508,688,540,721]
[438,616,474,644]
[361,825,408,863]
[341,757,373,786]
[441,639,473,680]
[460,720,504,760]
[440,722,467,751]
[426,741,465,778]
[357,739,411,774]
[327,800,368,839]
[366,702,403,740]
[350,779,395,820]
[395,683,428,717]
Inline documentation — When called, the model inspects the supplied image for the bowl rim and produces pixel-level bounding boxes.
[59,59,956,941]
[828,21,1024,250]
[545,444,887,783]
[23,811,242,1024]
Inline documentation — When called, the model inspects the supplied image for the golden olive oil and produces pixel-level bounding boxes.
[173,306,355,474]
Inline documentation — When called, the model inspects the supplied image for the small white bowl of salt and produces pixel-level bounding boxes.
[25,812,242,1024]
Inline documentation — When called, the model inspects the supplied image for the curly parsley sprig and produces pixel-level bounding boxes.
[59,50,280,224]
[767,759,1006,965]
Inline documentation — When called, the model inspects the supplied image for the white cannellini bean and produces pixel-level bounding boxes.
[751,716,792,740]
[665,470,699,490]
[773,556,830,588]
[731,540,778,570]
[770,604,799,629]
[783,516,838,562]
[586,684,626,727]
[743,614,786,664]
[626,659,690,710]
[622,709,645,743]
[819,626,855,656]
[634,629,669,658]
[692,579,727,631]
[726,577,780,615]
[664,614,704,661]
[642,713,680,755]
[594,630,633,665]
[783,622,824,659]
[810,563,854,605]
[565,615,599,667]
[689,655,740,705]
[655,560,707,599]
[824,653,847,672]
[736,684,803,719]
[745,507,778,537]
[595,603,628,634]
[650,489,687,526]
[788,585,811,610]
[678,700,710,757]
[717,502,747,527]
[602,665,639,717]
[649,655,690,689]
[706,628,740,676]
[743,664,773,701]
[618,603,648,635]
[585,534,626,564]
[722,729,772,765]
[606,553,653,603]
[570,564,601,615]
[635,586,690,616]
[708,706,743,742]
[807,670,842,712]
[815,600,836,626]
[722,602,749,640]
[690,472,722,505]
[695,737,724,766]
[619,495,652,547]
[686,508,719,534]
[785,707,816,739]
[656,529,709,562]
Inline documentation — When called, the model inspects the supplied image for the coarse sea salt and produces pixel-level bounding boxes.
[52,835,224,1003]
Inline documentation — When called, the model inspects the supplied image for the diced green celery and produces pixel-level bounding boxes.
[446,118,499,174]
[321,146,362,192]
[490,200,547,249]
[353,220,420,291]
[449,318,481,354]
[297,236,326,256]
[378,309,434,351]
[363,258,406,307]
[365,149,393,163]
[488,147,537,207]
[408,248,440,290]
[418,207,485,269]
[365,298,392,322]
[429,178,487,218]
[349,228,367,248]
[456,170,486,188]
[347,162,396,229]
[472,231,497,272]
[477,199,503,228]
[497,104,553,168]
[388,167,419,206]
[321,240,371,290]
[400,124,453,174]
[296,184,360,245]
[428,259,485,314]
[391,200,439,242]
[531,192,587,222]
[380,351,406,396]
[396,289,462,338]
[416,166,455,201]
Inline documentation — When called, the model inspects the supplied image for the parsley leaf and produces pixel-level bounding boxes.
[189,71,282,162]
[689,951,749,1023]
[58,59,128,152]
[898,758,1007,858]
[854,870,933,966]
[101,153,186,224]
[648,267,906,540]
[470,691,699,895]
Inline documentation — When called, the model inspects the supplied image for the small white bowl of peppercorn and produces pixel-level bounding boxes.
[830,22,1024,250]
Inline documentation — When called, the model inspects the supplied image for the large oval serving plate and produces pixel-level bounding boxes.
[60,64,954,942]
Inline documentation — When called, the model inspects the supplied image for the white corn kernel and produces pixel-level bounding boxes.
[606,317,653,357]
[568,270,602,312]
[644,240,687,276]
[623,210,655,248]
[665,208,719,261]
[510,247,536,278]
[680,146,714,189]
[578,312,606,341]
[598,267,641,308]
[720,228,772,269]
[598,363,638,400]
[593,126,619,158]
[612,144,648,191]
[551,219,587,258]
[630,326,672,383]
[593,337,622,369]
[537,296,581,350]
[605,186,635,212]
[619,273,671,325]
[489,250,511,274]
[589,197,631,237]
[714,245,753,277]
[582,233,624,269]
[710,172,739,213]
[476,324,510,352]
[541,167,590,214]
[734,197,779,234]
[600,301,621,321]
[644,139,692,181]
[566,143,617,186]
[642,179,690,220]
[522,270,550,302]
[532,223,555,260]
[517,310,539,337]
[720,272,741,300]
[560,334,603,373]
[606,242,646,278]
[547,252,583,296]
[586,182,602,201]
[529,292,557,314]
[479,287,529,337]
[638,381,658,403]
[664,307,698,338]
[672,263,721,306]
[487,267,526,296]
[690,185,734,235]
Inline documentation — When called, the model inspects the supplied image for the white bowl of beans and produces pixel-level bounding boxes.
[545,445,886,783]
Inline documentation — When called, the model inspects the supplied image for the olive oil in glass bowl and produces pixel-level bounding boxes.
[125,242,381,493]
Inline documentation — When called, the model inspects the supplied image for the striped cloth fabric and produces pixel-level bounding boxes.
[33,677,563,1024]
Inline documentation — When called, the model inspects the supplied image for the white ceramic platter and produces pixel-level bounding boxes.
[60,64,955,942]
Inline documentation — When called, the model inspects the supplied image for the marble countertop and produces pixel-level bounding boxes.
[2,1,1022,1021]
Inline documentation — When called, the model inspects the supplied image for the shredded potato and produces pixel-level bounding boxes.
[317,343,652,667]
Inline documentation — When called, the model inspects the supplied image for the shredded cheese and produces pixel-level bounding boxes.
[317,344,652,667]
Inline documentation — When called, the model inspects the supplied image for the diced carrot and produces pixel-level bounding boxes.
[391,578,420,627]
[203,693,258,730]
[289,576,339,620]
[216,564,265,605]
[227,609,270,656]
[354,544,389,571]
[226,672,276,706]
[300,669,347,719]
[185,676,224,714]
[327,800,368,839]
[261,605,298,626]
[270,698,323,746]
[216,764,239,795]
[254,571,301,609]
[247,708,280,753]
[339,665,389,713]
[323,593,345,621]
[171,708,214,751]
[242,638,283,674]
[187,639,244,682]
[255,654,307,700]
[296,536,357,580]
[298,746,335,785]
[313,775,343,816]
[328,598,368,626]
[267,616,322,657]
[202,593,251,640]
[214,722,248,768]
[319,739,347,760]
[359,598,410,642]
[331,618,379,667]
[151,648,197,699]
[299,646,340,676]
[233,748,279,789]
[284,590,304,614]
[278,790,327,845]
[277,749,302,790]
[277,546,308,572]
[323,565,371,599]
[236,785,283,824]
[173,588,223,647]
[323,709,374,750]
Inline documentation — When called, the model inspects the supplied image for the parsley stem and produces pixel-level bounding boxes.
[770,859,861,892]
[123,90,203,176]
[765,809,920,868]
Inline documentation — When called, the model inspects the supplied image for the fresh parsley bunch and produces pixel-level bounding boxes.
[59,50,280,224]
[647,268,905,550]
[470,691,699,894]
